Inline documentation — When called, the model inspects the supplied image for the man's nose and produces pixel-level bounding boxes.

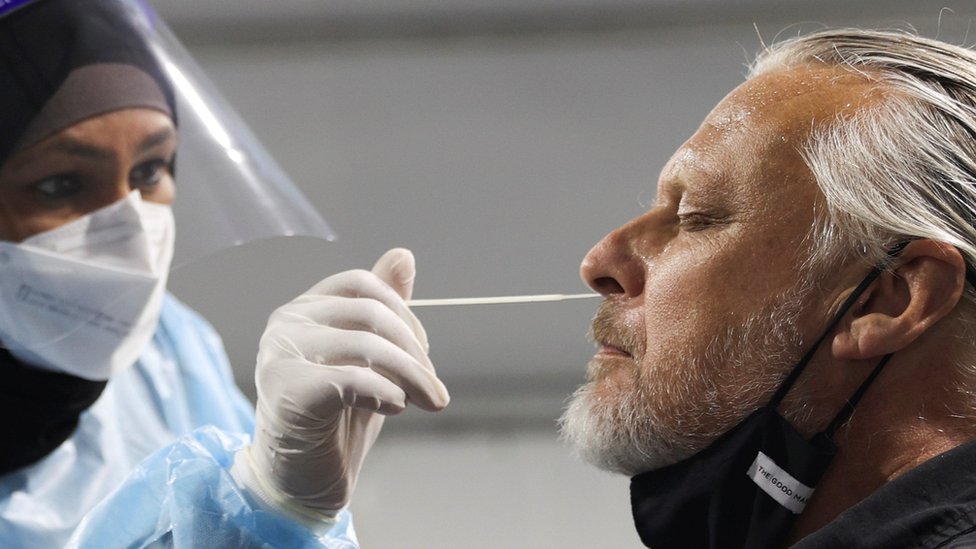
[580,218,647,298]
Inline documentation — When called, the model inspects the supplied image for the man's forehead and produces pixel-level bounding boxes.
[660,65,878,191]
[718,66,875,126]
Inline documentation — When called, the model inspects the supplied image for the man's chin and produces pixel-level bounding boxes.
[558,382,687,477]
[585,354,634,385]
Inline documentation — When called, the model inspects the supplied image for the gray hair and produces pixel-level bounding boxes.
[749,29,976,413]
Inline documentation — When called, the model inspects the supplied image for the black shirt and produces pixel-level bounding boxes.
[793,439,976,548]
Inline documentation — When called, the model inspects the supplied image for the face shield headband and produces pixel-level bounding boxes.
[630,241,910,549]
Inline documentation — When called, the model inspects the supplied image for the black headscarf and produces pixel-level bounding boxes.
[0,0,177,474]
[0,0,176,166]
[0,349,108,474]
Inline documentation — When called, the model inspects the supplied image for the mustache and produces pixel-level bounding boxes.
[589,299,645,360]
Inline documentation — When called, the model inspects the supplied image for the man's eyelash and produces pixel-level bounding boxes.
[677,211,731,230]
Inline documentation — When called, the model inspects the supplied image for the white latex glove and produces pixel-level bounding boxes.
[232,248,449,526]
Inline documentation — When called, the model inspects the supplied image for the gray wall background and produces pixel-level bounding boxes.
[155,1,976,547]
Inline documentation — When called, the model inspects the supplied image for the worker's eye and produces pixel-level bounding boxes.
[32,174,82,200]
[129,158,171,189]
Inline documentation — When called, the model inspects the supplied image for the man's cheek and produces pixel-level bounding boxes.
[643,299,718,354]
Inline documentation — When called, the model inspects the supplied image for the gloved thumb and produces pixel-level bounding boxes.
[372,248,431,354]
[372,248,417,300]
[372,247,442,402]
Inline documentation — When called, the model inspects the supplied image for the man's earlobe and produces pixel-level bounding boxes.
[832,240,967,360]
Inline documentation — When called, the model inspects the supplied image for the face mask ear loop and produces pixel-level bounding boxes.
[767,241,910,409]
[818,352,895,440]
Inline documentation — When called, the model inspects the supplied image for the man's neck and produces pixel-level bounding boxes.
[785,372,972,544]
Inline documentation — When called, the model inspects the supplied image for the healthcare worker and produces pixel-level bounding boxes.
[0,0,449,546]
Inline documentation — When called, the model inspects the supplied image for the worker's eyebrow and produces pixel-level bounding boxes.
[7,127,177,172]
[137,127,177,152]
[45,137,114,162]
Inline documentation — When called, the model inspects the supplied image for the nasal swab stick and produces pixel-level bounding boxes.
[407,293,599,307]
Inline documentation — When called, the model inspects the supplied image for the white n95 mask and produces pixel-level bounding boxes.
[0,191,174,380]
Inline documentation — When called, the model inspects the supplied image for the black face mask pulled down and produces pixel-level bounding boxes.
[630,245,906,549]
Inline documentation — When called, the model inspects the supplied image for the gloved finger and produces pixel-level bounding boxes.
[274,296,435,375]
[269,326,449,411]
[329,365,410,415]
[300,268,429,354]
[371,248,430,353]
[371,248,416,300]
[259,360,408,417]
[372,248,430,353]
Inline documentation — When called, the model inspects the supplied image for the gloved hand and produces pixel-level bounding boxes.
[232,248,449,525]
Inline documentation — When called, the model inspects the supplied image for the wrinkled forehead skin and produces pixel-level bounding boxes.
[663,65,885,254]
[673,65,882,183]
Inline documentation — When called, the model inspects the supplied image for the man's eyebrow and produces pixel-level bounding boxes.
[656,167,688,195]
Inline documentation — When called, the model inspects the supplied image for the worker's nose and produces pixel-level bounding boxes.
[97,173,135,208]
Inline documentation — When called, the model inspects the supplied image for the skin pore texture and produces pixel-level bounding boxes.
[0,108,176,242]
[560,64,976,543]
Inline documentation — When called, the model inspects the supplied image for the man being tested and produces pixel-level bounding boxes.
[560,29,976,547]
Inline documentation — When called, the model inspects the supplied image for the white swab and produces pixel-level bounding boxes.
[407,293,599,307]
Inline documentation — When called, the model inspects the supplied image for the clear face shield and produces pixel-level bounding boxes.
[0,0,335,379]
[147,13,336,266]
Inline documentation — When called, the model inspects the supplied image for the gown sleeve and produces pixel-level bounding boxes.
[64,425,359,549]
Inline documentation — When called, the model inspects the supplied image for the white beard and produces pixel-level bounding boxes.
[559,285,811,476]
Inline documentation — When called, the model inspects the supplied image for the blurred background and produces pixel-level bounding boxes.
[154,1,976,546]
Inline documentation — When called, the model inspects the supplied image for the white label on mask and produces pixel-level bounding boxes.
[746,451,815,514]
[13,283,135,337]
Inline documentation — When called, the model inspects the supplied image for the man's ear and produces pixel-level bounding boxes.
[832,240,967,360]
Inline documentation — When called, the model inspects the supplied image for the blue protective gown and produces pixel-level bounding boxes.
[0,294,358,548]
